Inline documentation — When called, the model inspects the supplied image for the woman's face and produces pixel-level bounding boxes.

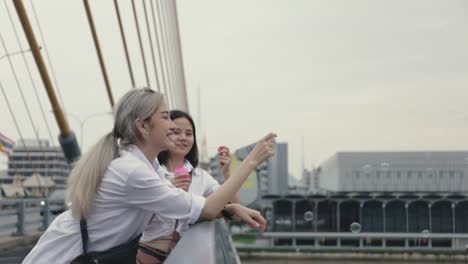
[170,117,194,157]
[145,101,176,152]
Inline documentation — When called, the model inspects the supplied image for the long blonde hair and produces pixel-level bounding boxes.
[67,88,164,218]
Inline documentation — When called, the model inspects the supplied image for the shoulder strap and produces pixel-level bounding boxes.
[79,217,89,256]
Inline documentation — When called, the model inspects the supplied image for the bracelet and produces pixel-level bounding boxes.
[221,209,233,220]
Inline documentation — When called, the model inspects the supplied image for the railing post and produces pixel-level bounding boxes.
[271,199,276,232]
[452,203,456,249]
[405,202,409,248]
[15,199,25,236]
[314,200,319,247]
[337,200,341,248]
[428,202,432,248]
[41,199,50,230]
[291,201,296,247]
[359,202,364,247]
[313,201,318,233]
[382,202,386,248]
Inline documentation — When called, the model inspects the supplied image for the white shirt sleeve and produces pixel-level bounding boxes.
[126,166,206,224]
[201,169,221,197]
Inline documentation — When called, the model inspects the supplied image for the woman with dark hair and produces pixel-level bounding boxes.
[137,110,261,263]
[157,110,239,201]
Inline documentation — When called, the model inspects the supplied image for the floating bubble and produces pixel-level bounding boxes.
[422,229,430,238]
[350,222,361,233]
[363,164,372,174]
[304,211,314,222]
[380,162,390,171]
[40,201,45,206]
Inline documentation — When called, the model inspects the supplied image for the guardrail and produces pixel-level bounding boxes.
[0,198,65,236]
[1,200,241,263]
[166,219,240,264]
[254,232,468,250]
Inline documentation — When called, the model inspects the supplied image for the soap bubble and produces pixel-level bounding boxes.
[304,211,314,222]
[350,222,361,233]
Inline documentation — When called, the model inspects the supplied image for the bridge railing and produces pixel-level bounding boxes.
[0,199,241,263]
[0,198,64,236]
[166,219,240,264]
[248,232,468,251]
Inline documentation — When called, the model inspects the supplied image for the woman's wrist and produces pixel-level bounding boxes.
[242,156,258,171]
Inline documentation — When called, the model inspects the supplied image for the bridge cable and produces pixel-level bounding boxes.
[113,0,136,88]
[142,0,161,92]
[157,0,176,108]
[149,0,168,96]
[131,0,150,87]
[29,0,68,115]
[4,1,56,149]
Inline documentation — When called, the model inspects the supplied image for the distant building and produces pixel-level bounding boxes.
[294,169,312,194]
[0,170,16,184]
[268,143,289,195]
[22,173,55,197]
[317,151,468,192]
[0,175,26,199]
[8,139,71,189]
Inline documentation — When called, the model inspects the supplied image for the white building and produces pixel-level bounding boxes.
[8,139,71,189]
[317,151,468,192]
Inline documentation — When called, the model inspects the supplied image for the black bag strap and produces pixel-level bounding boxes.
[79,217,89,256]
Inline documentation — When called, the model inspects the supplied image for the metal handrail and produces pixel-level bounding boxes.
[0,198,65,235]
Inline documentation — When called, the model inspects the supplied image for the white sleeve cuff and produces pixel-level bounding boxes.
[189,194,206,224]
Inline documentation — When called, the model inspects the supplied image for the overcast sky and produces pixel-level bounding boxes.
[1,0,468,178]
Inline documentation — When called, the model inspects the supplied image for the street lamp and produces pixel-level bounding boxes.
[51,111,112,148]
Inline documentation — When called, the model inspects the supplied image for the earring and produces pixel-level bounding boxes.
[145,131,149,137]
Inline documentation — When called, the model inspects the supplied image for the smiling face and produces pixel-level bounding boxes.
[169,117,195,158]
[142,101,176,153]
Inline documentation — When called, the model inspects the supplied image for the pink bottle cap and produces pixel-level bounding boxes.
[175,167,188,176]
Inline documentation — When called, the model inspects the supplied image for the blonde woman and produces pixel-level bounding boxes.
[22,88,276,264]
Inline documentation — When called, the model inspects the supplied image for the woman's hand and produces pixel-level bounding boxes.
[170,173,191,192]
[224,203,267,232]
[198,133,276,221]
[218,146,232,177]
[244,133,277,169]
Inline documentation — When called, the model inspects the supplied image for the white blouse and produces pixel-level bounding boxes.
[22,146,206,264]
[140,160,220,243]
